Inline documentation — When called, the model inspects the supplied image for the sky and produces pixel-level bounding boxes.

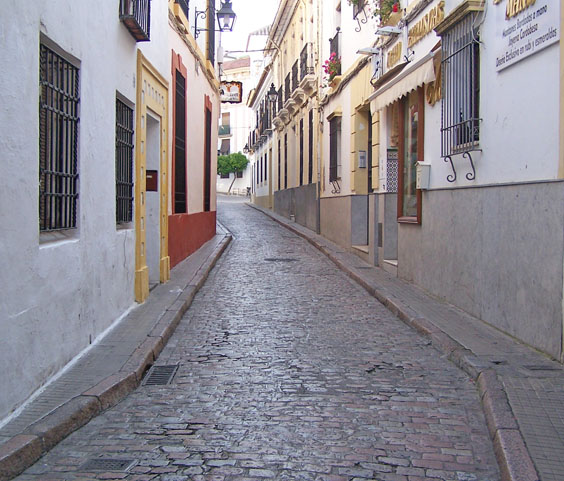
[218,0,280,58]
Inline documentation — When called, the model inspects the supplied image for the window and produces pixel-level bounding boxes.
[440,13,480,157]
[264,152,268,181]
[204,97,212,212]
[278,139,281,190]
[398,88,424,223]
[174,69,187,213]
[329,116,341,182]
[284,133,288,189]
[219,139,230,155]
[115,98,134,224]
[299,119,304,186]
[308,109,314,184]
[236,170,243,179]
[220,172,230,179]
[39,43,80,232]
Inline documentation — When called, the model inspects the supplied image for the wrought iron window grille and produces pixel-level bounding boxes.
[39,43,80,232]
[300,43,315,80]
[284,73,291,102]
[115,99,134,224]
[440,14,481,183]
[292,60,299,92]
[119,0,151,42]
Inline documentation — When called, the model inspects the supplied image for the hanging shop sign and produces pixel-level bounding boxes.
[495,1,560,71]
[220,81,243,103]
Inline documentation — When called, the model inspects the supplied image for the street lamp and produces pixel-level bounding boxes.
[243,143,249,154]
[216,0,236,32]
[267,83,278,104]
[194,0,237,39]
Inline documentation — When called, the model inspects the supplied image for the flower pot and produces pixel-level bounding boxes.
[329,75,342,89]
[382,10,402,26]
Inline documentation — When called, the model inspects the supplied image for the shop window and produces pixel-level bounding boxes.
[398,88,424,223]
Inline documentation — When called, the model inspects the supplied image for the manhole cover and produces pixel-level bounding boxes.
[264,258,298,262]
[80,459,136,471]
[142,364,179,386]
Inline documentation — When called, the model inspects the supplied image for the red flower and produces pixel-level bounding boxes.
[392,2,399,12]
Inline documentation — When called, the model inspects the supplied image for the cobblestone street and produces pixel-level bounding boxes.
[17,198,500,481]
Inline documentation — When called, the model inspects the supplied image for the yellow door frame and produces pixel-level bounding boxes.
[135,51,170,303]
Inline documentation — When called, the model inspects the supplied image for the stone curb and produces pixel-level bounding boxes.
[249,204,539,481]
[0,233,232,481]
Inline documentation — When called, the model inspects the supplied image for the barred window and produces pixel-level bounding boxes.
[39,43,80,232]
[441,13,480,157]
[115,98,134,224]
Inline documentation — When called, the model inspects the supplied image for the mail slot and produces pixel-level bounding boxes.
[146,170,158,191]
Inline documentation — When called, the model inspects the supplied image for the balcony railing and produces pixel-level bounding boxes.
[120,0,151,42]
[300,43,314,80]
[218,125,231,136]
[175,0,189,18]
[278,87,283,111]
[292,60,299,92]
[285,73,291,102]
[329,28,341,76]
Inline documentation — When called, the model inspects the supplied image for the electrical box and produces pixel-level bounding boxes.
[416,162,430,190]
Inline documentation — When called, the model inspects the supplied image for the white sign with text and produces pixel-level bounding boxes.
[496,1,559,71]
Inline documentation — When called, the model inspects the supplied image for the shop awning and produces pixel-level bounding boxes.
[369,50,437,111]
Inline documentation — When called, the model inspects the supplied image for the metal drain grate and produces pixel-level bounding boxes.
[524,365,561,371]
[81,459,136,471]
[142,364,179,386]
[264,258,298,262]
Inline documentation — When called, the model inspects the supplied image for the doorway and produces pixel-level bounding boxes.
[146,111,161,288]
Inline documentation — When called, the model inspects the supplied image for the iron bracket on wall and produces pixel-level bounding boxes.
[354,8,369,32]
[330,179,341,194]
[444,150,478,183]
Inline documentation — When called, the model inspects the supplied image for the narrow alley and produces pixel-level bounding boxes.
[16,198,499,481]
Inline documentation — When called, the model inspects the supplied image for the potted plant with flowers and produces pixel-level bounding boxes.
[373,0,401,26]
[323,52,342,88]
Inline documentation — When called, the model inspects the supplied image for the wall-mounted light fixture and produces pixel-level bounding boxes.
[375,26,401,36]
[195,0,237,39]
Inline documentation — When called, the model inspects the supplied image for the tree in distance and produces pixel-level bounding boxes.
[217,152,249,193]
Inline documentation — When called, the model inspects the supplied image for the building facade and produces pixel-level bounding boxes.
[217,57,253,195]
[0,0,220,422]
[252,0,564,362]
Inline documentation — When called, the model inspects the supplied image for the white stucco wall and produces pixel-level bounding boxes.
[0,0,170,422]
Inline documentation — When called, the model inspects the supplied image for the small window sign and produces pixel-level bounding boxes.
[220,81,243,103]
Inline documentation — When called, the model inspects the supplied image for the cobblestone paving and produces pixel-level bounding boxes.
[17,198,499,481]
